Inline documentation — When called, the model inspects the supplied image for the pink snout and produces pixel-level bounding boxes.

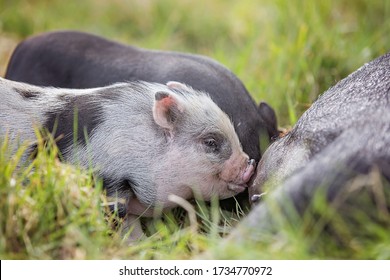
[242,159,256,183]
[226,158,256,193]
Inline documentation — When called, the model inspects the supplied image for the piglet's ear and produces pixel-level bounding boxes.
[166,81,192,91]
[258,102,279,139]
[153,91,184,131]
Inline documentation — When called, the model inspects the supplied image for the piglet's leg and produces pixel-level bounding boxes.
[122,196,156,243]
[122,214,144,243]
[126,197,155,217]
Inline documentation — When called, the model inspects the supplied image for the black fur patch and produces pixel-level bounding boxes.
[43,94,105,156]
[201,132,232,163]
[155,91,169,101]
[14,87,41,99]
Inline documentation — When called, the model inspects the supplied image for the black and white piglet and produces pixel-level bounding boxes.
[0,78,255,239]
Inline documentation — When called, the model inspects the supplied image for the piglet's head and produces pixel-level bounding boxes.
[151,81,256,206]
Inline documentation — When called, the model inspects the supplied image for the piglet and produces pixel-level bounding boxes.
[0,78,255,240]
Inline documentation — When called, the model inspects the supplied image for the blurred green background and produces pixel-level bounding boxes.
[1,0,389,126]
[1,0,390,259]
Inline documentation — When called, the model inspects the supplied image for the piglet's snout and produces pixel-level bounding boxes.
[226,158,256,193]
[242,159,256,183]
[221,155,256,193]
[232,158,256,184]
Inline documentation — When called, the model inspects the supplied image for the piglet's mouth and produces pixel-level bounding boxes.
[227,182,248,193]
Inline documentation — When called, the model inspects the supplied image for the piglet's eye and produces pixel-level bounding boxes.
[204,138,217,147]
[203,137,220,153]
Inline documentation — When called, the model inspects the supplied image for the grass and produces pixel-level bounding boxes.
[0,0,390,259]
[211,172,390,259]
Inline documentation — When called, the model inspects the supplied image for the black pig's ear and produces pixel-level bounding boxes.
[153,91,184,131]
[258,102,279,139]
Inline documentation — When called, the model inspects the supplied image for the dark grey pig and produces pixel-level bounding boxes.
[239,52,390,240]
[0,78,255,240]
[5,30,279,163]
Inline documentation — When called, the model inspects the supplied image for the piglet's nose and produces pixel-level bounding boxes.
[242,159,256,183]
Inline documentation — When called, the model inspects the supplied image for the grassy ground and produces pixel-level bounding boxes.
[0,0,389,259]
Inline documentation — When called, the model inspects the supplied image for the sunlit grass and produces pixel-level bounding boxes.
[0,135,117,259]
